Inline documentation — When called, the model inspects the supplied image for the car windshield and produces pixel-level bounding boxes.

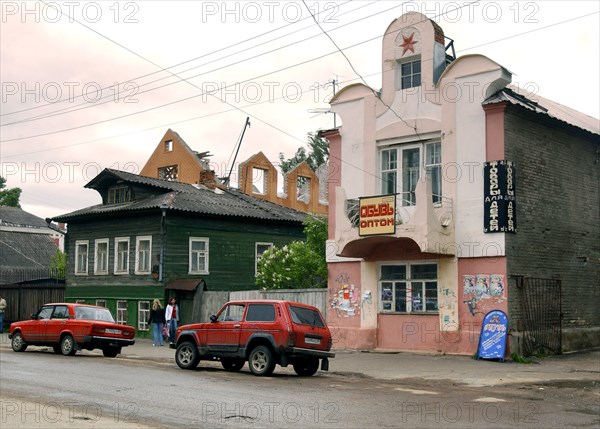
[75,306,115,322]
[289,306,325,327]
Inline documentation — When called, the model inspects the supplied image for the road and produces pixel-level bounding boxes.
[1,347,598,428]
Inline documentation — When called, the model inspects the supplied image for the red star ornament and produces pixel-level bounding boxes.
[400,32,417,56]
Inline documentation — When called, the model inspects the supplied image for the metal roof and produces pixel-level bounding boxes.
[54,169,307,224]
[484,86,599,136]
[0,206,50,228]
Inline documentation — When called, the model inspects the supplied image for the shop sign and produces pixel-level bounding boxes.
[476,310,508,361]
[483,160,517,233]
[358,195,396,236]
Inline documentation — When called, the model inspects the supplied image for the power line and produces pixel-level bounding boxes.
[1,1,384,127]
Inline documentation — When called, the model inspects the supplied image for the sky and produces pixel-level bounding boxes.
[1,0,599,220]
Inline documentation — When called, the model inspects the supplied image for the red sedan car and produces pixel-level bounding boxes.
[9,303,135,358]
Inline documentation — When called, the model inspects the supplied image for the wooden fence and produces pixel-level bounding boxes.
[197,289,328,322]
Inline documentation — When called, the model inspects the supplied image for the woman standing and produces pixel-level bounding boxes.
[148,299,166,346]
[165,298,179,345]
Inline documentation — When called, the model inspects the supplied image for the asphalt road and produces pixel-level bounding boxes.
[1,347,598,428]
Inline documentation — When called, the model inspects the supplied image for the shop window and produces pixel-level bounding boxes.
[380,263,438,313]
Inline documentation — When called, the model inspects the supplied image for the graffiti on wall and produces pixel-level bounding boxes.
[330,272,360,317]
[462,274,505,316]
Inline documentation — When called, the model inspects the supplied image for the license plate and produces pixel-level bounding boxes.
[305,337,320,345]
[105,329,121,334]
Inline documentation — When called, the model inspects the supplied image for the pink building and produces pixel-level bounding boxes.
[325,12,599,356]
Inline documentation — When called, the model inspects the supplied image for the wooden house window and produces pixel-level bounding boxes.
[138,301,150,331]
[189,237,209,274]
[165,140,173,152]
[116,300,128,325]
[255,242,273,276]
[135,236,152,274]
[94,238,109,275]
[108,186,131,204]
[114,237,130,274]
[75,240,89,275]
[96,299,106,308]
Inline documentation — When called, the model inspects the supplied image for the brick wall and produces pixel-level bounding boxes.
[503,105,600,351]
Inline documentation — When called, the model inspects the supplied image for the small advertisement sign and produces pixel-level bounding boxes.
[476,310,508,361]
[358,195,396,236]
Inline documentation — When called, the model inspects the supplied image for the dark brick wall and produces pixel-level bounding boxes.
[503,105,600,350]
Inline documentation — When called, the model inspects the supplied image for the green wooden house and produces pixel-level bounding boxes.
[52,169,307,338]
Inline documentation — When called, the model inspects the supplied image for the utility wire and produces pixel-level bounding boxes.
[1,1,383,127]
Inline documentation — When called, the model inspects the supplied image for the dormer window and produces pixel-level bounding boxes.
[108,186,131,204]
[165,140,173,152]
[397,58,421,90]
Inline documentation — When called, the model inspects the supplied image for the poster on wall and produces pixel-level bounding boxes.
[476,310,509,361]
[483,160,517,233]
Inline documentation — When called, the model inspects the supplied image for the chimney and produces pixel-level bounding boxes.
[199,170,217,189]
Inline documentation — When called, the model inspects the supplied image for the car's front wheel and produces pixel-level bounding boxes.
[102,348,119,358]
[221,358,245,372]
[11,332,27,352]
[248,345,275,376]
[175,341,200,369]
[60,334,77,356]
[293,358,319,376]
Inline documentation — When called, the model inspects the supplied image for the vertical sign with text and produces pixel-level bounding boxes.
[483,160,517,233]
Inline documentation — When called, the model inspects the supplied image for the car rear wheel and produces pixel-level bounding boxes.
[11,332,27,352]
[102,348,119,358]
[221,358,245,372]
[60,334,77,356]
[248,345,275,376]
[175,341,200,369]
[293,358,319,376]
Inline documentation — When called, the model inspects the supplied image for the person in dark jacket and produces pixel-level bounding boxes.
[148,299,166,346]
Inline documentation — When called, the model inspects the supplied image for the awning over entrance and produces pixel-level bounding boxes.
[165,278,206,291]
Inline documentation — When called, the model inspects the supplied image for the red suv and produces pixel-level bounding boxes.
[172,300,334,376]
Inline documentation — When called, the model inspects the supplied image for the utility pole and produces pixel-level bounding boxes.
[224,117,251,187]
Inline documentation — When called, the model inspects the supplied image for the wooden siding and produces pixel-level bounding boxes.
[0,283,65,324]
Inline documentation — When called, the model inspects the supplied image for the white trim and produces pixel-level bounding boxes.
[114,237,130,275]
[74,240,89,276]
[134,236,152,275]
[94,238,109,275]
[188,237,209,274]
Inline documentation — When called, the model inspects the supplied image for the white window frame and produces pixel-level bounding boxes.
[135,236,152,275]
[114,237,130,275]
[378,140,442,207]
[189,237,209,274]
[138,301,150,331]
[94,238,109,275]
[75,240,89,276]
[255,242,273,276]
[379,262,438,314]
[116,300,128,325]
[396,57,421,90]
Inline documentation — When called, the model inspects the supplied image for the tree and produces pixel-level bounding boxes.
[256,216,328,290]
[51,248,66,279]
[278,132,329,174]
[0,176,21,207]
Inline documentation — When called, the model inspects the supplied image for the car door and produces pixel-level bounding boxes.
[28,305,54,343]
[44,305,69,343]
[242,303,277,346]
[205,304,245,353]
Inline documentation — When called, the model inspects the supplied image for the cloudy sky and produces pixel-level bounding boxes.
[1,0,598,220]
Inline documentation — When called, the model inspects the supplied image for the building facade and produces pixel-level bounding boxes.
[325,12,599,356]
